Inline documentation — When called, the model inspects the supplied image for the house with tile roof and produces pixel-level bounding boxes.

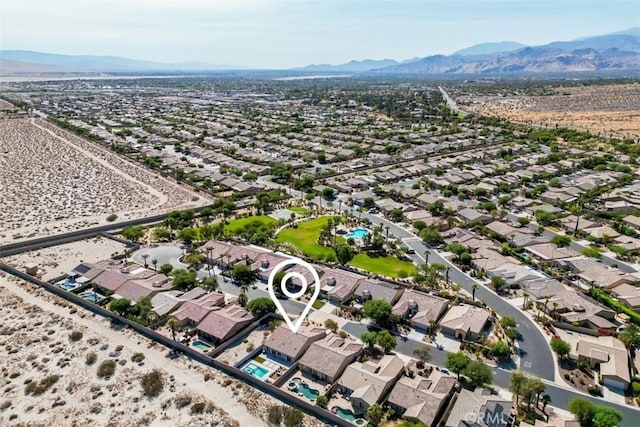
[196,303,254,345]
[335,355,404,414]
[438,304,491,341]
[263,323,326,364]
[386,370,457,427]
[298,334,363,384]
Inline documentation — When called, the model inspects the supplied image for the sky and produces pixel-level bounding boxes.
[1,0,639,68]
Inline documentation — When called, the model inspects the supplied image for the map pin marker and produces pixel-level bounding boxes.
[267,258,320,334]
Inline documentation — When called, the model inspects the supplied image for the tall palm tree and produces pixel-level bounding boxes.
[472,283,478,302]
[541,394,552,413]
[167,318,178,342]
[152,258,158,271]
[141,253,149,268]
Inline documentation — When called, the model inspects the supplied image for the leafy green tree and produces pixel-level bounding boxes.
[509,371,528,407]
[171,268,198,290]
[593,406,622,427]
[231,263,255,285]
[419,227,443,245]
[153,227,172,241]
[412,345,431,362]
[322,187,335,199]
[238,289,248,307]
[246,297,276,316]
[122,225,145,242]
[568,397,596,426]
[445,352,471,379]
[366,403,385,427]
[376,329,397,353]
[177,227,197,244]
[463,359,493,388]
[324,319,338,333]
[551,235,571,247]
[362,299,392,326]
[109,297,131,316]
[159,263,173,275]
[491,275,507,291]
[550,337,571,359]
[361,331,378,349]
[619,323,640,348]
[500,316,517,329]
[491,341,511,359]
[316,394,328,408]
[517,217,530,227]
[335,243,356,265]
[201,276,218,291]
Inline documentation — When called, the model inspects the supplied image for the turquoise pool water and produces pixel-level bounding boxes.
[333,406,365,424]
[297,383,319,399]
[345,228,369,239]
[81,292,102,303]
[243,362,269,379]
[56,279,78,291]
[193,340,212,352]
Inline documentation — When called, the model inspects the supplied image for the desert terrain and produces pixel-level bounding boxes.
[459,82,640,139]
[0,117,212,244]
[0,273,324,427]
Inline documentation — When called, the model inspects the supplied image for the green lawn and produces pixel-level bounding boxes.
[276,216,340,260]
[289,206,311,216]
[348,253,416,279]
[224,215,278,234]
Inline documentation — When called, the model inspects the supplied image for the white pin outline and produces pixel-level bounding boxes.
[267,258,320,334]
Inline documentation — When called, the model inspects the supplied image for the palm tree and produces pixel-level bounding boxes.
[152,258,158,271]
[167,318,178,342]
[124,248,132,263]
[445,266,450,284]
[541,394,552,413]
[472,283,478,302]
[141,253,149,268]
[424,250,430,265]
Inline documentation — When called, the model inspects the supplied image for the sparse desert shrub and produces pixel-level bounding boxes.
[106,214,118,222]
[174,394,192,409]
[85,352,97,366]
[140,370,164,398]
[97,360,116,378]
[24,375,59,395]
[190,402,206,414]
[69,331,83,342]
[267,405,283,426]
[131,353,145,363]
[0,400,11,410]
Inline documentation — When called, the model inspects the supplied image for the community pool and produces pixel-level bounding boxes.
[333,406,366,425]
[192,340,213,352]
[345,228,369,239]
[243,362,269,379]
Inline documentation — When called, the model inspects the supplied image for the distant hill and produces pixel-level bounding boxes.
[0,50,242,75]
[294,58,399,73]
[369,32,640,75]
[454,41,527,56]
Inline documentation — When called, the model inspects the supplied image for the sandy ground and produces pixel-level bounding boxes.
[462,83,640,139]
[0,274,325,427]
[3,236,128,281]
[0,118,212,245]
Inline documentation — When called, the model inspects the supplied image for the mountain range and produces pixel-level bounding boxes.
[1,27,638,76]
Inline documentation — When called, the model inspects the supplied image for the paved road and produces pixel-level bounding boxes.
[343,322,638,427]
[504,212,639,274]
[343,205,556,381]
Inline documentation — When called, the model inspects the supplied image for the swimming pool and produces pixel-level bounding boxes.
[193,340,213,352]
[243,362,269,379]
[81,292,103,303]
[296,382,320,400]
[56,279,78,291]
[345,228,369,239]
[333,406,365,425]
